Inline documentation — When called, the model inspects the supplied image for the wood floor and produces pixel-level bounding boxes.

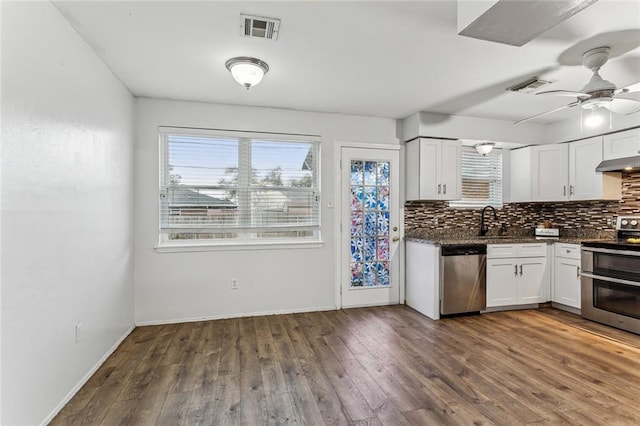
[51,306,640,425]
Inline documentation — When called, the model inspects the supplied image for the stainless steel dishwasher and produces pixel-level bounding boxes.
[440,244,487,315]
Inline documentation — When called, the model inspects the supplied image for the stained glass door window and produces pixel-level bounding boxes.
[350,160,390,287]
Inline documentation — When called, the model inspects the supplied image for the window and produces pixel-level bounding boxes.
[159,127,320,245]
[449,146,502,208]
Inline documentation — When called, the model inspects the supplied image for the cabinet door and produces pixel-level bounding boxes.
[518,258,547,304]
[418,139,440,199]
[509,147,531,202]
[603,128,640,160]
[486,259,518,307]
[440,140,462,200]
[553,257,581,309]
[531,144,569,201]
[569,136,603,200]
[405,139,420,200]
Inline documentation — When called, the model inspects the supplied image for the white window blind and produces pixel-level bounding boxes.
[159,129,320,244]
[449,146,503,208]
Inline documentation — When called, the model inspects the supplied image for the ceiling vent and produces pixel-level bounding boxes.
[240,14,280,41]
[506,77,552,94]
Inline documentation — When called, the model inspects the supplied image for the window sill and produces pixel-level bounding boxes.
[154,240,325,253]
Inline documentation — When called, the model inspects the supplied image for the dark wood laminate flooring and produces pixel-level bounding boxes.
[51,306,640,425]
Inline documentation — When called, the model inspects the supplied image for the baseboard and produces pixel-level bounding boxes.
[341,301,402,309]
[482,303,540,313]
[135,305,337,326]
[40,325,135,426]
[551,302,581,316]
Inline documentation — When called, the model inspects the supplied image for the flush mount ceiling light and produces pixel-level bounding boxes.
[225,56,269,90]
[475,142,495,156]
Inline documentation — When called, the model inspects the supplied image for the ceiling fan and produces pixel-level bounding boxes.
[515,46,640,124]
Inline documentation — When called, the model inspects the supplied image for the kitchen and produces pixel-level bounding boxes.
[405,127,640,334]
[3,1,640,425]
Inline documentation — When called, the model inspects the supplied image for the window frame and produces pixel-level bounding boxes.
[157,126,322,251]
[449,146,503,209]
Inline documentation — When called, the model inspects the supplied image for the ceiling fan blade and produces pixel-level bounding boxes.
[536,89,589,97]
[514,102,579,124]
[615,82,640,95]
[607,98,640,115]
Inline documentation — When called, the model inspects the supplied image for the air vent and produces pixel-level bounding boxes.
[506,77,552,94]
[240,14,280,41]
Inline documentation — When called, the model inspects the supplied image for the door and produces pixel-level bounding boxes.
[554,257,581,308]
[418,138,440,199]
[486,259,518,307]
[569,136,603,200]
[531,144,568,201]
[509,147,532,202]
[439,140,462,200]
[518,259,547,304]
[341,147,400,308]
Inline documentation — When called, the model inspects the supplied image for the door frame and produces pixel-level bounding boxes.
[334,141,403,309]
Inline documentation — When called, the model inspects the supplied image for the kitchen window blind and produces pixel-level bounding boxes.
[449,146,502,208]
[159,128,320,245]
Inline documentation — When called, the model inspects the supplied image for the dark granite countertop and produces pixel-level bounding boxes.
[404,229,615,246]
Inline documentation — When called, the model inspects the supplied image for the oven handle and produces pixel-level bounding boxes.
[581,246,640,257]
[580,272,640,288]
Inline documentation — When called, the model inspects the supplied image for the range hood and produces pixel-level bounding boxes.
[596,155,640,172]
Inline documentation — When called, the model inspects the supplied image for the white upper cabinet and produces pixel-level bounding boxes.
[603,128,640,160]
[531,144,569,201]
[529,138,621,202]
[509,147,532,202]
[406,138,461,201]
[569,136,620,200]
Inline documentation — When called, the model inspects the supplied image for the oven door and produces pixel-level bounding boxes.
[589,248,640,281]
[581,248,640,334]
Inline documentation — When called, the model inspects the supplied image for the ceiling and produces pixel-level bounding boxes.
[53,0,640,123]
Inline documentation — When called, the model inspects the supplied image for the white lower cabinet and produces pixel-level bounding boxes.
[553,243,581,309]
[486,244,549,308]
[405,240,440,320]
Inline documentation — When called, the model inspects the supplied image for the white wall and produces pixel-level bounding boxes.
[547,112,640,143]
[402,111,547,144]
[134,98,399,324]
[1,3,135,424]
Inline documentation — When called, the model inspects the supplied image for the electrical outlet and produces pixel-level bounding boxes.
[607,216,614,227]
[231,278,239,290]
[75,323,82,343]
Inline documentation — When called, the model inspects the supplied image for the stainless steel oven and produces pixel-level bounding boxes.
[581,217,640,335]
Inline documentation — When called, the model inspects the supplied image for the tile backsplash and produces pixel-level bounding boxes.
[405,171,640,233]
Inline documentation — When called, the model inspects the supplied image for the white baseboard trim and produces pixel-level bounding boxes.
[551,302,581,316]
[482,303,540,313]
[341,301,401,309]
[40,325,135,426]
[135,305,338,326]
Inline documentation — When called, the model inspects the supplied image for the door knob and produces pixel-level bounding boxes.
[392,236,400,242]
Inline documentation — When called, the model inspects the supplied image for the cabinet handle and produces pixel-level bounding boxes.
[519,264,523,276]
[577,266,581,278]
[563,185,567,196]
[570,185,574,195]
[443,184,447,194]
[438,184,441,194]
[514,265,518,276]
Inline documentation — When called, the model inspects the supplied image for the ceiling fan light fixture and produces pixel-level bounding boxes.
[584,109,604,127]
[225,56,269,89]
[474,142,495,156]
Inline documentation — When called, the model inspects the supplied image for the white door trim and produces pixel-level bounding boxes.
[334,140,402,309]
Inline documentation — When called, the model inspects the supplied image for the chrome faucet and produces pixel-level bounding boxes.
[479,205,498,236]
